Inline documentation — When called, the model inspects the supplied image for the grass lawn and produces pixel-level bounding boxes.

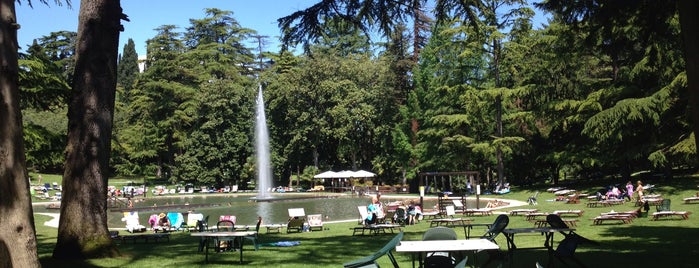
[33,176,699,267]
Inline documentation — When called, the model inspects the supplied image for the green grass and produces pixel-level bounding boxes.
[34,176,699,267]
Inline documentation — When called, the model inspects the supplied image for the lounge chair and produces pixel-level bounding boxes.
[683,196,699,204]
[429,205,467,227]
[287,208,306,233]
[307,214,323,231]
[122,211,147,233]
[651,211,691,220]
[452,199,466,213]
[358,206,370,225]
[343,232,403,268]
[546,214,599,267]
[184,213,204,231]
[219,215,237,223]
[166,212,185,231]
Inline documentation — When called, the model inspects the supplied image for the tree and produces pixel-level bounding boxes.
[19,32,74,172]
[0,0,41,266]
[678,0,699,163]
[117,38,138,95]
[53,0,126,259]
[538,0,695,177]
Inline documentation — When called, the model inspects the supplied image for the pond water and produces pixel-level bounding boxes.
[35,193,486,229]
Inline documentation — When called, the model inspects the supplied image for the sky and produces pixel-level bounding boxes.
[15,0,319,56]
[16,1,548,57]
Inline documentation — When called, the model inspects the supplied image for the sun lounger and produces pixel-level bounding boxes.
[421,210,440,220]
[533,219,578,228]
[592,215,634,225]
[113,232,170,244]
[509,209,538,216]
[525,212,550,221]
[552,210,584,217]
[463,208,493,216]
[351,224,402,236]
[307,214,324,231]
[429,206,469,227]
[121,211,147,233]
[651,211,691,220]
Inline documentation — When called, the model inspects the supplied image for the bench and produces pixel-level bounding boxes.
[684,197,699,204]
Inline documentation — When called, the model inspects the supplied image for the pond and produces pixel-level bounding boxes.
[34,193,487,229]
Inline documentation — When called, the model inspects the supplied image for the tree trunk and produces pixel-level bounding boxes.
[0,1,42,266]
[53,0,123,259]
[679,0,699,163]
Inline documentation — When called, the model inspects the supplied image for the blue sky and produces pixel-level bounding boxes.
[16,1,548,56]
[16,0,318,55]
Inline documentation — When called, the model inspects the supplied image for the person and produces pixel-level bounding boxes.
[365,197,380,225]
[127,197,134,208]
[625,181,634,201]
[157,213,171,232]
[375,193,385,219]
[486,200,499,208]
[407,200,417,225]
[636,180,645,201]
[37,174,42,185]
[606,186,621,200]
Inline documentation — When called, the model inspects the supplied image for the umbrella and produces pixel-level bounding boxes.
[313,171,339,179]
[354,170,376,178]
[336,170,357,178]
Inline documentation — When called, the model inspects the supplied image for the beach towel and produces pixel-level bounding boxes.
[261,241,301,247]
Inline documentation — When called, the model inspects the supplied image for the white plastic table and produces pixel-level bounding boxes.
[396,239,499,268]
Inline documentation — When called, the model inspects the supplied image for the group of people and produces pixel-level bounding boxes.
[364,193,423,226]
[147,212,171,232]
[598,180,646,201]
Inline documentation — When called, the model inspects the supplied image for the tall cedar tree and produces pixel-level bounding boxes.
[53,0,126,259]
[117,38,139,94]
[0,0,41,266]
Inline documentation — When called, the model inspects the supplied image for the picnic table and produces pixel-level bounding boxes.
[191,231,256,264]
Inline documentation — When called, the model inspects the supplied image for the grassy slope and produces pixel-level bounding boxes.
[33,176,699,267]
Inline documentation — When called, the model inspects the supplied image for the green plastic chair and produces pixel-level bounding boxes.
[343,232,403,268]
[656,199,671,212]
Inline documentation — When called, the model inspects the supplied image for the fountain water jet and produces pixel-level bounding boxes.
[255,84,272,200]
